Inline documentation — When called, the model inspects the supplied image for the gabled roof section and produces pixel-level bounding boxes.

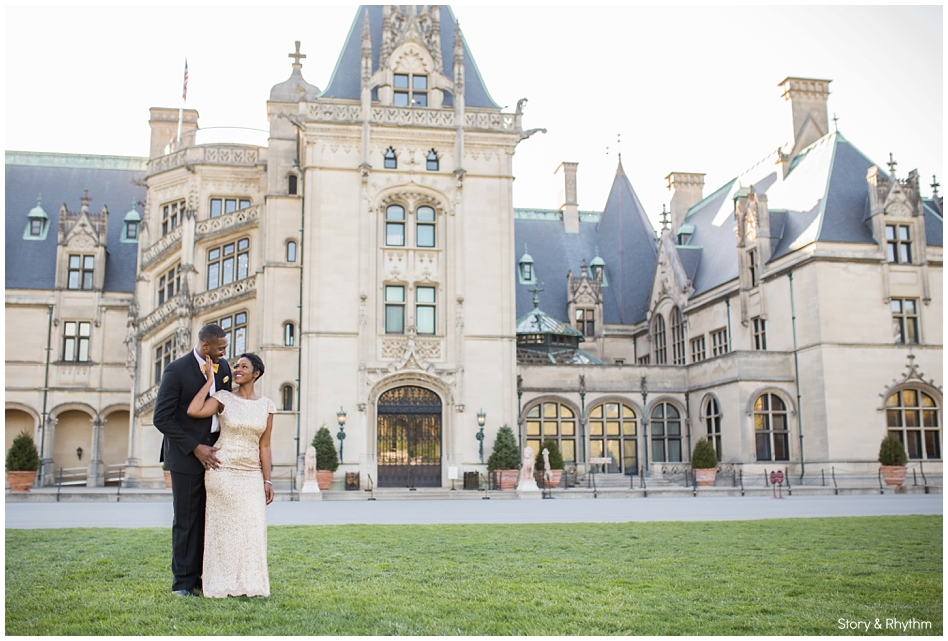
[320,5,499,109]
[516,306,584,337]
[924,199,943,247]
[5,152,146,292]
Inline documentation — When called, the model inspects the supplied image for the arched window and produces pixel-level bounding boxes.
[288,174,298,195]
[524,401,577,467]
[589,401,638,475]
[754,393,789,461]
[703,396,722,460]
[653,315,667,365]
[886,389,940,459]
[384,147,397,169]
[416,205,436,247]
[385,205,405,246]
[286,240,297,263]
[426,149,439,171]
[650,402,682,462]
[281,385,294,412]
[670,307,685,365]
[283,322,295,347]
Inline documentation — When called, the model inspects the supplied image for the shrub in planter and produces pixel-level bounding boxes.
[878,433,908,487]
[536,438,564,488]
[487,425,520,490]
[691,439,718,487]
[312,425,339,490]
[6,431,40,492]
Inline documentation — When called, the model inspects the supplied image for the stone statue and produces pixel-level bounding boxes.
[520,446,535,482]
[301,445,321,495]
[542,447,552,485]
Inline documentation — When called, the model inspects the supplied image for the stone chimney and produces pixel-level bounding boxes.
[666,172,705,233]
[556,162,579,233]
[779,77,831,161]
[148,107,199,159]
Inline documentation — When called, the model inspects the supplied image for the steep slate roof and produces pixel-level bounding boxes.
[320,5,499,109]
[515,160,658,326]
[677,131,938,296]
[5,152,146,292]
[923,199,943,246]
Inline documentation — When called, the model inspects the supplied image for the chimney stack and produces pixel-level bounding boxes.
[666,172,705,234]
[148,107,199,159]
[779,77,831,159]
[556,162,579,233]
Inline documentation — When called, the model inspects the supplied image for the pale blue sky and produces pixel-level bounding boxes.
[5,3,942,226]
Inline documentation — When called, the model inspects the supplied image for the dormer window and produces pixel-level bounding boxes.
[121,201,141,243]
[589,250,607,286]
[518,245,536,284]
[384,147,397,169]
[885,224,912,264]
[67,255,95,290]
[126,221,139,239]
[426,149,439,171]
[24,196,49,240]
[30,220,43,236]
[394,73,427,107]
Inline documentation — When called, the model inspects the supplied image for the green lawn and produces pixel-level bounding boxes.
[6,516,942,636]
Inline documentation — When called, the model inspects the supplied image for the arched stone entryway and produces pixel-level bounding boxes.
[377,386,442,488]
[5,408,36,457]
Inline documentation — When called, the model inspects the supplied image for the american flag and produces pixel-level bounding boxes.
[182,59,189,102]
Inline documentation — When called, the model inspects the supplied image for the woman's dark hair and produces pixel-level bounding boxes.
[239,353,265,380]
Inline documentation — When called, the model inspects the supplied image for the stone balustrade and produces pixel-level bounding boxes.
[135,384,160,414]
[139,298,179,338]
[192,275,256,313]
[147,144,264,176]
[305,101,517,132]
[195,205,259,240]
[141,226,183,269]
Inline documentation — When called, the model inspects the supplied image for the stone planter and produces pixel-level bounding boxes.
[880,465,907,487]
[694,468,717,487]
[541,469,563,488]
[6,470,38,492]
[492,469,519,490]
[163,470,173,489]
[316,470,334,491]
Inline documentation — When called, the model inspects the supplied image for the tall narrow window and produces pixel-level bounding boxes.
[711,328,729,356]
[885,224,912,264]
[385,205,405,246]
[286,241,297,263]
[891,299,919,344]
[126,220,139,239]
[288,174,298,195]
[157,264,180,306]
[691,336,706,363]
[215,312,248,360]
[385,286,405,334]
[30,219,44,236]
[670,307,685,365]
[426,150,439,171]
[67,254,95,290]
[886,389,940,460]
[588,402,637,475]
[754,393,789,462]
[704,396,722,460]
[653,315,667,364]
[207,238,250,290]
[161,200,185,236]
[154,335,176,385]
[384,147,397,169]
[650,402,682,463]
[748,248,758,287]
[416,206,436,247]
[63,321,91,363]
[416,287,436,334]
[282,385,295,412]
[576,309,595,337]
[752,317,767,350]
[284,322,295,347]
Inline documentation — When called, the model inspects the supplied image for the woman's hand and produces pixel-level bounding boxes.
[264,481,274,505]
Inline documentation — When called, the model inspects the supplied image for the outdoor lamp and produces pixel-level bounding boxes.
[76,447,83,461]
[476,409,486,463]
[336,407,347,462]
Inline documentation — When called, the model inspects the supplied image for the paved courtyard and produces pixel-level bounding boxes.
[5,494,942,529]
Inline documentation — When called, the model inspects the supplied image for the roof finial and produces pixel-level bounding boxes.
[289,41,306,67]
[80,189,92,209]
[887,152,897,177]
[931,175,940,198]
[832,113,839,132]
[528,281,544,309]
[362,9,371,54]
[660,204,671,231]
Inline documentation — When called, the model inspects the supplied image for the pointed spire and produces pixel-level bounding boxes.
[453,19,465,92]
[931,175,940,198]
[660,204,671,231]
[361,9,371,56]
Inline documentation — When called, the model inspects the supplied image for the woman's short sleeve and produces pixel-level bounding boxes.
[212,390,230,404]
[267,398,276,414]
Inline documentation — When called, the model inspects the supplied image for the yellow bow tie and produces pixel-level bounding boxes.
[202,363,220,375]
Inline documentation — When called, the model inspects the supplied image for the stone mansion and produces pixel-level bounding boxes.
[5,5,942,489]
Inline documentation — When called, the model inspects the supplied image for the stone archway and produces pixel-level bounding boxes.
[5,409,35,457]
[377,386,442,488]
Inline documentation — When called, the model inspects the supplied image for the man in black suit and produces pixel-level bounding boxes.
[153,323,233,597]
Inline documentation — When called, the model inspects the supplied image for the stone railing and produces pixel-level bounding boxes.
[195,206,259,240]
[141,225,183,269]
[193,275,256,313]
[139,298,179,338]
[148,144,264,175]
[305,101,517,132]
[135,384,160,414]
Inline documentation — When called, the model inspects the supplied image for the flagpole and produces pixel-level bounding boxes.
[176,59,188,147]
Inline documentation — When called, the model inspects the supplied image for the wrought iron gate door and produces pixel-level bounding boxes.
[377,386,442,487]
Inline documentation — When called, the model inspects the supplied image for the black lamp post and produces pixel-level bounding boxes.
[336,406,347,463]
[641,376,649,475]
[76,447,83,461]
[476,409,486,463]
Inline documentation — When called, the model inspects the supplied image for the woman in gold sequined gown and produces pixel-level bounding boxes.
[187,352,275,598]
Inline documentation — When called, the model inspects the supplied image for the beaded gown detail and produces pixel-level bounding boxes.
[203,391,275,598]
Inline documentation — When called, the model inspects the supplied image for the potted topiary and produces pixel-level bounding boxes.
[691,439,718,486]
[6,431,40,492]
[487,425,520,490]
[536,438,565,488]
[878,433,908,487]
[312,425,339,490]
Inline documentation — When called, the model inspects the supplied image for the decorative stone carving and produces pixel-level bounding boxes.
[192,275,257,313]
[195,205,259,237]
[141,225,183,268]
[135,384,160,414]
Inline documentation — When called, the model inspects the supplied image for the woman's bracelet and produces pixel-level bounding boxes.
[264,480,272,485]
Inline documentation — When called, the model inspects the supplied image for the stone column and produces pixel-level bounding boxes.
[88,416,104,487]
[40,415,58,487]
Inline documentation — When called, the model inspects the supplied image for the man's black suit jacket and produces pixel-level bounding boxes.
[153,351,233,475]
